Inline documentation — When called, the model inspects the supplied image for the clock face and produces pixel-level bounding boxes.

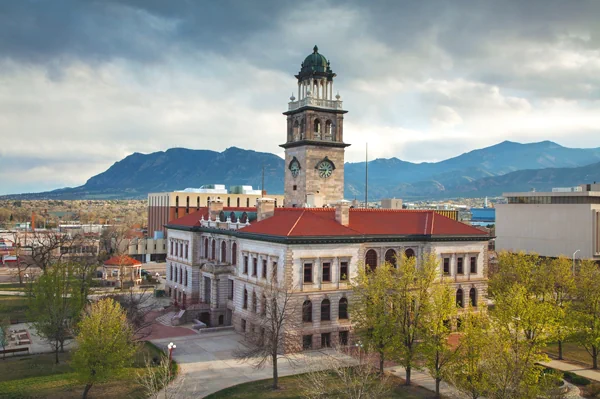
[289,158,301,178]
[317,160,334,178]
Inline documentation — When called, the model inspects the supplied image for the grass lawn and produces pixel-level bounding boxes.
[545,342,595,368]
[205,373,438,399]
[0,341,170,399]
[0,283,29,292]
[0,295,29,323]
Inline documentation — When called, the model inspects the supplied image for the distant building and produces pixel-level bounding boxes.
[102,255,143,287]
[381,198,403,209]
[470,208,496,225]
[148,186,284,238]
[496,183,600,260]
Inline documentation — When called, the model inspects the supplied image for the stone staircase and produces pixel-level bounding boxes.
[156,311,177,327]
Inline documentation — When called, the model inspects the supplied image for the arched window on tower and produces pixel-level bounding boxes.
[321,299,330,321]
[326,120,332,138]
[302,300,312,322]
[221,241,227,262]
[314,119,321,138]
[385,249,397,267]
[469,288,477,307]
[339,298,348,320]
[227,197,231,207]
[456,289,464,308]
[293,120,300,141]
[186,196,189,214]
[237,198,240,207]
[196,197,200,210]
[365,249,378,272]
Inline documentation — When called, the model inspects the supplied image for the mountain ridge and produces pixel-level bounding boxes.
[4,140,600,201]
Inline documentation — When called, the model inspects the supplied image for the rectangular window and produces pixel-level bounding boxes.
[303,335,312,350]
[443,258,450,275]
[262,259,267,279]
[228,280,233,300]
[340,262,348,281]
[321,333,331,348]
[184,269,187,286]
[470,257,477,274]
[243,256,248,274]
[322,262,331,282]
[185,244,188,259]
[339,331,349,346]
[241,319,246,332]
[457,257,464,274]
[303,263,313,283]
[252,258,258,276]
[272,262,278,282]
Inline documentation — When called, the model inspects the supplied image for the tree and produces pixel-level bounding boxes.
[572,259,600,369]
[391,252,438,385]
[351,261,397,375]
[72,298,137,399]
[300,346,391,399]
[27,262,86,364]
[137,356,182,399]
[0,317,9,359]
[234,278,300,390]
[421,279,458,397]
[112,288,156,341]
[445,308,490,399]
[544,256,575,360]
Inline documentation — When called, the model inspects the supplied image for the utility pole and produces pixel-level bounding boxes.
[365,143,368,208]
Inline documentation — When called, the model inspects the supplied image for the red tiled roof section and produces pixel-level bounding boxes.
[168,207,257,227]
[104,255,142,266]
[240,208,488,237]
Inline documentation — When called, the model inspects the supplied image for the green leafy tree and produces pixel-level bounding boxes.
[445,308,490,399]
[573,259,600,369]
[27,262,86,364]
[73,298,137,399]
[421,279,458,397]
[544,256,575,360]
[351,261,397,375]
[391,252,438,385]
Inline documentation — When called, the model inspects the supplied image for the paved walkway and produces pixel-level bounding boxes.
[542,359,600,382]
[152,330,354,398]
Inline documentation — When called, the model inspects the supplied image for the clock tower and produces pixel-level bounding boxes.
[281,46,349,207]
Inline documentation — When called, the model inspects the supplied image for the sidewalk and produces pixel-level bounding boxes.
[385,366,463,398]
[542,359,600,382]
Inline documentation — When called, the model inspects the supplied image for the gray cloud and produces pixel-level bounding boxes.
[1,0,600,194]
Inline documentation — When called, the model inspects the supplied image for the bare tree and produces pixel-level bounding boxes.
[234,278,301,390]
[137,356,185,399]
[300,347,392,399]
[111,288,157,341]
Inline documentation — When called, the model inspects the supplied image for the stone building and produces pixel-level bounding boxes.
[163,46,490,349]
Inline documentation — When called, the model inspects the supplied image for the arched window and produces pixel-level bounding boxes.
[207,197,211,206]
[211,240,216,260]
[314,119,321,133]
[252,292,257,312]
[246,198,250,207]
[243,289,248,309]
[365,249,378,272]
[321,299,331,321]
[469,288,477,307]
[237,197,240,207]
[326,120,332,136]
[221,241,227,262]
[204,238,208,258]
[405,248,415,258]
[186,196,189,213]
[175,196,179,207]
[456,289,464,308]
[219,211,226,222]
[385,249,397,267]
[227,197,231,207]
[302,300,312,322]
[232,243,237,265]
[230,211,237,223]
[240,212,248,224]
[196,197,200,210]
[339,298,348,320]
[293,120,300,141]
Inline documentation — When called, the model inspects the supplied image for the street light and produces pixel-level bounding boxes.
[167,342,176,363]
[572,249,581,276]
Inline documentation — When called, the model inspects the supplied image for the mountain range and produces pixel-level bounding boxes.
[4,140,600,201]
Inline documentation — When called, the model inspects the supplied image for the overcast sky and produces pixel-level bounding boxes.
[2,0,600,194]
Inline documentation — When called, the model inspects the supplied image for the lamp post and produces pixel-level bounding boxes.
[167,342,176,362]
[572,249,581,276]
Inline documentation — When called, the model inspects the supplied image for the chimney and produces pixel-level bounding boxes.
[209,199,224,220]
[335,200,350,226]
[31,212,35,232]
[257,198,275,222]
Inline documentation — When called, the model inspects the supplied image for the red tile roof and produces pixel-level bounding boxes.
[168,207,488,238]
[104,255,142,266]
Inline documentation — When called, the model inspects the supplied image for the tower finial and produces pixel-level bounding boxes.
[313,45,318,53]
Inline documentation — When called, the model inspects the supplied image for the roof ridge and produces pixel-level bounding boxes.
[286,210,306,236]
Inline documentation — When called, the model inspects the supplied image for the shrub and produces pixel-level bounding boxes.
[586,383,600,398]
[563,371,591,386]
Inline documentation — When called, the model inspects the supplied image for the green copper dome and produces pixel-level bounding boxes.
[297,45,335,79]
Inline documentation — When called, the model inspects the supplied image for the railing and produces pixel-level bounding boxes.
[200,216,250,230]
[288,97,343,111]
